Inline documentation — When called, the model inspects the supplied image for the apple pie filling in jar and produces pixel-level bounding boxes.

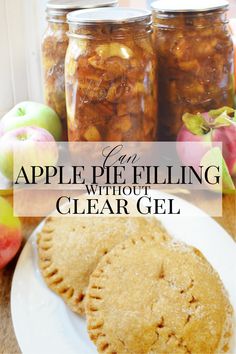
[42,0,117,140]
[152,0,234,141]
[65,8,158,142]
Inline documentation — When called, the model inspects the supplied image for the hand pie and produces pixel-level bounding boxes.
[38,216,168,315]
[86,235,233,354]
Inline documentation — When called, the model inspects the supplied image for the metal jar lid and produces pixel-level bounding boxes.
[151,0,229,13]
[67,7,151,24]
[47,0,118,13]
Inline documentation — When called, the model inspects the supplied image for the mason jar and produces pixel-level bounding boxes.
[65,7,158,142]
[152,0,234,141]
[42,0,117,140]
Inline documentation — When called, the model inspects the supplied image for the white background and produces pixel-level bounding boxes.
[0,0,47,117]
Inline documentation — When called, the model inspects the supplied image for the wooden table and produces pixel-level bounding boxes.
[0,194,235,354]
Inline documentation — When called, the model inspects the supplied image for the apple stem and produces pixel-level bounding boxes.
[17,108,25,116]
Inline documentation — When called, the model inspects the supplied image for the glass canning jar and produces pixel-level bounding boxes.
[152,0,234,141]
[65,8,158,142]
[42,0,117,140]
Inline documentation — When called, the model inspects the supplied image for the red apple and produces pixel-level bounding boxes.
[177,125,212,171]
[0,197,22,269]
[212,125,236,176]
[0,126,58,182]
[177,107,236,176]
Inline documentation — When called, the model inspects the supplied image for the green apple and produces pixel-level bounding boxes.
[0,172,13,196]
[200,147,235,194]
[0,101,62,141]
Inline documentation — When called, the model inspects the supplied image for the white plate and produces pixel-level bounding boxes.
[11,191,236,354]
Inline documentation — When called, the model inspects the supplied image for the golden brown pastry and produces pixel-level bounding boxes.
[86,235,233,354]
[37,216,168,315]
